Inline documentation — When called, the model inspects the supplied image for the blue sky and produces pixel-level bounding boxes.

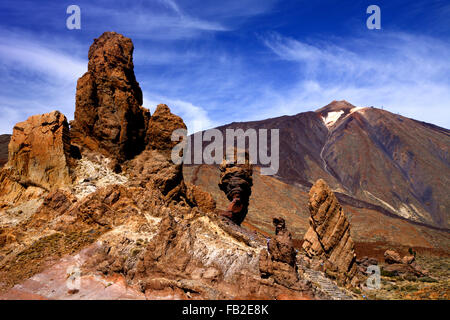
[0,0,449,133]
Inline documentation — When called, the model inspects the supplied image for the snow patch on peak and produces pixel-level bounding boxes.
[322,110,344,128]
[350,107,366,113]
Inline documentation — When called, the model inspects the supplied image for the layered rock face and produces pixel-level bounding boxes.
[302,179,358,287]
[70,32,150,161]
[0,111,73,205]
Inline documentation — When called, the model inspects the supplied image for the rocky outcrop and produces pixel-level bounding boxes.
[126,149,184,198]
[384,250,402,264]
[259,217,301,288]
[124,104,189,201]
[218,149,253,225]
[146,104,187,152]
[70,32,150,162]
[382,249,426,278]
[302,179,358,287]
[185,183,216,213]
[356,256,378,274]
[0,111,73,206]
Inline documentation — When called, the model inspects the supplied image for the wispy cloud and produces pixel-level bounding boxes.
[258,31,450,128]
[81,0,228,41]
[0,0,448,135]
[0,29,86,133]
[0,31,86,81]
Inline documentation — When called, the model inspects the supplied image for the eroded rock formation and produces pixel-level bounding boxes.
[146,104,187,152]
[259,217,301,289]
[218,149,253,225]
[382,249,427,278]
[0,111,74,206]
[70,31,150,161]
[384,250,402,264]
[302,179,358,287]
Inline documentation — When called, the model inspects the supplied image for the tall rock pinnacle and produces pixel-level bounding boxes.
[70,31,150,161]
[302,179,358,287]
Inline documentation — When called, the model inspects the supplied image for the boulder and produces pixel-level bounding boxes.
[384,250,402,264]
[402,255,415,265]
[70,32,150,161]
[382,263,425,278]
[302,179,357,287]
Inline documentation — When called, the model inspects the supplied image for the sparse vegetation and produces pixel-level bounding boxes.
[363,253,450,300]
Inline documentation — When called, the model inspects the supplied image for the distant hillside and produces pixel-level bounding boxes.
[189,101,450,230]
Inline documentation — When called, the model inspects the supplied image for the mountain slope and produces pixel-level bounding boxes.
[193,101,449,229]
[184,165,450,251]
[321,103,449,228]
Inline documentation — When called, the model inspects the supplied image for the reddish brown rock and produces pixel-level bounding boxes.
[382,263,425,278]
[185,183,216,213]
[384,250,402,264]
[0,135,10,169]
[146,104,187,152]
[126,149,184,199]
[0,111,73,205]
[402,255,415,265]
[70,32,150,161]
[218,149,253,225]
[125,104,189,200]
[302,179,357,287]
[260,217,300,288]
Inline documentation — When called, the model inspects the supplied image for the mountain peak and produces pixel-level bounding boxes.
[316,100,357,115]
[315,101,366,128]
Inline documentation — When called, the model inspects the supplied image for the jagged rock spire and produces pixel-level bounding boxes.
[302,179,358,287]
[70,31,150,161]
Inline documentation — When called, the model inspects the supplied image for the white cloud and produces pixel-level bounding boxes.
[259,32,450,128]
[0,30,87,133]
[0,34,86,82]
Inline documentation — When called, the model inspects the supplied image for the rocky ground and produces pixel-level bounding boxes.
[363,254,449,300]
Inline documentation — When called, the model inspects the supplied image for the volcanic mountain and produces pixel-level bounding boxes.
[186,101,449,230]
